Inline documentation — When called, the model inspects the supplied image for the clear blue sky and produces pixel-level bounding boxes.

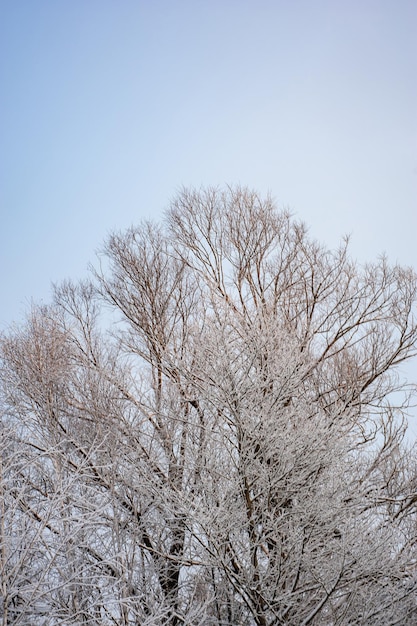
[1,0,416,331]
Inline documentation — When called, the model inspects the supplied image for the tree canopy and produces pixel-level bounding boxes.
[1,186,417,625]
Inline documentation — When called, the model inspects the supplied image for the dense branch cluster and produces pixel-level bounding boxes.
[1,187,417,624]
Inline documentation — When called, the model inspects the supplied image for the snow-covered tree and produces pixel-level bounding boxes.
[1,186,417,624]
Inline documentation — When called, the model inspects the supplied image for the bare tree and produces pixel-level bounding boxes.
[1,186,417,624]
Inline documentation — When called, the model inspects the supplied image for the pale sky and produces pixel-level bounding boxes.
[1,1,416,336]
